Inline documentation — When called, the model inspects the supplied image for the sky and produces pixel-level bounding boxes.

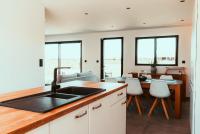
[104,39,122,59]
[45,43,81,59]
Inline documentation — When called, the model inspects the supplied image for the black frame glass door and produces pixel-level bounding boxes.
[100,37,123,79]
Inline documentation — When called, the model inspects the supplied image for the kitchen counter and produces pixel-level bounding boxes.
[0,81,127,134]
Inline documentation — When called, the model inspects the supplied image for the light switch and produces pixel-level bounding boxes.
[39,59,43,67]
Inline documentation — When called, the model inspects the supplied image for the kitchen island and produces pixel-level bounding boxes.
[0,81,127,134]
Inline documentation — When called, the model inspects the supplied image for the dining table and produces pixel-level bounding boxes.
[116,77,183,119]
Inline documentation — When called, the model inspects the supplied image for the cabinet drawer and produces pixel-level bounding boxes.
[109,88,126,105]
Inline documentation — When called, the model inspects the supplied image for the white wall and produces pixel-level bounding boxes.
[190,0,200,133]
[0,0,45,94]
[46,26,192,96]
[194,0,200,131]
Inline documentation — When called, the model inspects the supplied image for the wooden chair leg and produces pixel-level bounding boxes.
[135,96,142,115]
[148,98,158,117]
[127,96,132,108]
[138,96,143,111]
[161,99,170,120]
[165,98,172,116]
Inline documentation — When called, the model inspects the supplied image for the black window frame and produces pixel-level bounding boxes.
[100,37,124,79]
[135,35,179,66]
[45,40,83,73]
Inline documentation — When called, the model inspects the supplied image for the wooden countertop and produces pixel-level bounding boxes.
[0,81,127,134]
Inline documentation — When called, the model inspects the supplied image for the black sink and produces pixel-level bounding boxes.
[45,93,78,99]
[0,86,105,113]
[57,86,106,96]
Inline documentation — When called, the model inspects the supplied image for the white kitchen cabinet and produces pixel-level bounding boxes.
[89,97,110,134]
[109,98,127,134]
[89,88,126,134]
[109,87,126,105]
[50,105,89,134]
[26,124,49,134]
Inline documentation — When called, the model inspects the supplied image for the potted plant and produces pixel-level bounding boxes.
[151,62,157,74]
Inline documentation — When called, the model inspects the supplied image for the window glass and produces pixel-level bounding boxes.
[156,37,177,65]
[137,39,155,64]
[101,38,123,79]
[136,36,178,66]
[45,41,82,85]
[44,44,58,84]
[60,43,81,75]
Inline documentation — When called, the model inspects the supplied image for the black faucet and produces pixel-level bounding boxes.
[51,67,71,93]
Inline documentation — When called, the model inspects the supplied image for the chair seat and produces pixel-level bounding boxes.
[127,92,143,96]
[150,93,170,98]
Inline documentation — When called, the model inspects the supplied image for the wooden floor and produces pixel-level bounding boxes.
[126,99,190,134]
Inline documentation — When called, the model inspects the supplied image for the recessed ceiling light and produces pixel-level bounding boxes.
[126,7,131,10]
[143,22,146,24]
[180,0,185,2]
[84,12,89,15]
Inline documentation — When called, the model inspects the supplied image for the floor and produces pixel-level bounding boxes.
[126,98,190,134]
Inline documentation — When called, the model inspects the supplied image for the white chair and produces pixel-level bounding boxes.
[126,78,143,115]
[160,75,173,80]
[148,80,171,120]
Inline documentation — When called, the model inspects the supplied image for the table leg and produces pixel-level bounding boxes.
[174,85,181,118]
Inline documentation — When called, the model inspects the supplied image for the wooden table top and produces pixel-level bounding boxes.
[117,77,183,85]
[141,79,183,85]
[0,81,127,134]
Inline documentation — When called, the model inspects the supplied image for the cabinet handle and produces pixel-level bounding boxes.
[121,101,126,105]
[92,103,102,110]
[75,111,87,119]
[117,92,123,96]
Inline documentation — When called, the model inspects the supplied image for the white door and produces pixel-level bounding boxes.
[50,105,89,134]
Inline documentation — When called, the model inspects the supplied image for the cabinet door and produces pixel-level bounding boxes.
[50,105,89,134]
[26,124,49,134]
[109,98,126,134]
[118,98,127,134]
[89,97,110,134]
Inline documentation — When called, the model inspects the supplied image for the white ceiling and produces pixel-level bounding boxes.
[44,0,194,35]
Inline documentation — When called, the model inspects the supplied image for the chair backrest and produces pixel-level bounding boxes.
[125,78,143,95]
[142,74,152,79]
[150,80,170,98]
[160,75,173,80]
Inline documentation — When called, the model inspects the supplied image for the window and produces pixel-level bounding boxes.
[101,37,123,79]
[44,44,59,85]
[45,41,82,85]
[135,35,178,66]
